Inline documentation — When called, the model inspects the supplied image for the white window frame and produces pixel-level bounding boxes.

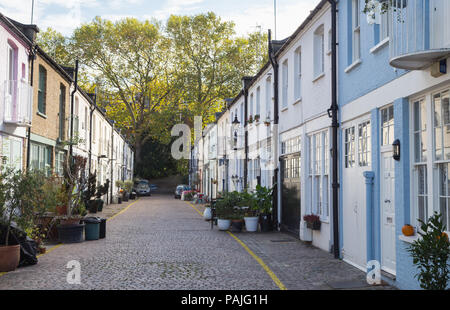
[345,126,356,168]
[358,121,371,167]
[256,87,261,117]
[265,76,272,120]
[314,26,325,78]
[282,60,289,109]
[294,47,302,100]
[352,0,361,62]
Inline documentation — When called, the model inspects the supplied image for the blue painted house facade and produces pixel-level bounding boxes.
[338,0,450,289]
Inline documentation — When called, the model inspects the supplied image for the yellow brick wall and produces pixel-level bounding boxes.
[31,54,71,142]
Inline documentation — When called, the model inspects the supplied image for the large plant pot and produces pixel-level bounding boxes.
[96,199,104,212]
[217,219,231,231]
[230,220,244,233]
[203,207,212,221]
[0,245,20,272]
[84,219,100,241]
[87,201,98,214]
[118,197,122,204]
[259,214,273,232]
[244,217,259,232]
[57,224,85,244]
[122,193,129,202]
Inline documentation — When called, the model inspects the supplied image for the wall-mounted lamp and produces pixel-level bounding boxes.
[393,139,401,161]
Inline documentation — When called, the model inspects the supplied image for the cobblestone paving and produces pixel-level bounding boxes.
[0,195,394,290]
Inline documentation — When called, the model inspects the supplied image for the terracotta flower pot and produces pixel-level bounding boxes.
[0,245,20,272]
[56,205,68,216]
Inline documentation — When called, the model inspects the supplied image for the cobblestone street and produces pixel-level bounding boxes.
[0,195,392,290]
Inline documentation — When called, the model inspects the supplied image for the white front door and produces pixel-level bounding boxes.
[381,151,396,275]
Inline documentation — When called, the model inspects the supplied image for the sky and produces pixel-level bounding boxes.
[0,0,320,38]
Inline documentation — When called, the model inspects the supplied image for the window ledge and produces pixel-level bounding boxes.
[399,234,420,244]
[312,72,325,83]
[370,37,389,54]
[344,59,362,74]
[37,112,47,119]
[293,97,302,105]
[281,107,288,113]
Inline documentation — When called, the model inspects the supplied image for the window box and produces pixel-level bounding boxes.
[304,214,321,231]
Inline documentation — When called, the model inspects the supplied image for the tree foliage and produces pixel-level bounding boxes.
[36,13,268,178]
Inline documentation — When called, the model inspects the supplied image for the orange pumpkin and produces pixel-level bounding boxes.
[402,225,415,237]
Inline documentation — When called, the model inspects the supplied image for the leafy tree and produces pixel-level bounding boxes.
[36,28,72,66]
[408,212,450,290]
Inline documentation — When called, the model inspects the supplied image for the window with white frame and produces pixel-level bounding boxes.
[250,93,254,118]
[282,60,288,109]
[55,151,65,177]
[345,127,356,168]
[358,121,371,167]
[328,29,332,54]
[379,7,389,42]
[434,90,450,231]
[265,77,272,120]
[413,98,428,226]
[294,47,302,100]
[352,0,361,62]
[308,131,329,219]
[256,87,261,117]
[31,143,52,176]
[381,105,394,146]
[314,25,325,77]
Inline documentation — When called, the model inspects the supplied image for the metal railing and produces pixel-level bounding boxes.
[3,80,33,126]
[387,0,450,69]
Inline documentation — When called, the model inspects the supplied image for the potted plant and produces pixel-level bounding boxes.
[95,179,110,212]
[264,116,271,127]
[408,212,450,290]
[230,207,245,233]
[0,169,44,272]
[116,180,124,204]
[240,191,259,232]
[254,114,261,123]
[83,173,99,214]
[215,192,236,231]
[255,185,274,232]
[56,155,88,244]
[304,214,321,231]
[248,116,254,124]
[122,180,133,202]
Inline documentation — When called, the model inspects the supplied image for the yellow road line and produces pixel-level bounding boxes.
[186,201,287,290]
[0,200,139,279]
[107,199,140,222]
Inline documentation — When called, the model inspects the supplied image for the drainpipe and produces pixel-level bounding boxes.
[364,171,375,265]
[327,0,340,259]
[26,45,37,171]
[268,29,280,231]
[88,91,97,174]
[69,59,79,158]
[110,121,115,204]
[242,77,252,191]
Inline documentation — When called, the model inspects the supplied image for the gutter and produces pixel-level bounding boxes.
[88,91,97,174]
[327,0,340,260]
[26,44,37,171]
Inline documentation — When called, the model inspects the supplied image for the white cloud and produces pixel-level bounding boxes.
[152,0,205,20]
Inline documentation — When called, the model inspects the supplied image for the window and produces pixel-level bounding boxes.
[381,105,394,146]
[308,131,329,219]
[352,0,361,62]
[379,7,389,42]
[256,87,261,117]
[59,84,66,141]
[434,91,450,230]
[345,127,356,168]
[7,44,16,96]
[358,121,371,167]
[74,97,80,134]
[55,151,65,177]
[266,77,272,119]
[38,65,47,114]
[294,47,302,100]
[282,60,288,108]
[249,93,254,118]
[1,136,22,171]
[328,29,332,53]
[31,143,52,176]
[93,115,97,142]
[314,26,325,77]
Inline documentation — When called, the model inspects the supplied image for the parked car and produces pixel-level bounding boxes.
[175,185,191,199]
[135,180,151,197]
